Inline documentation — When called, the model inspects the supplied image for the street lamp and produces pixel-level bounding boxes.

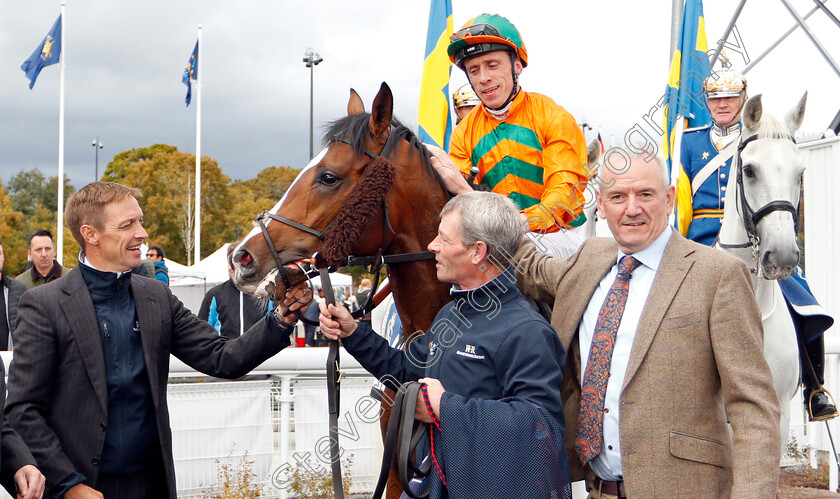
[91,138,103,180]
[303,48,323,159]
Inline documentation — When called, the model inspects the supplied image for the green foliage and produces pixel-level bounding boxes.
[202,449,263,499]
[2,145,302,271]
[287,455,354,499]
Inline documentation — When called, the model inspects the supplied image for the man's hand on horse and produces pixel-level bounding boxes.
[416,378,445,423]
[274,282,314,327]
[319,302,357,339]
[282,282,314,312]
[425,144,472,196]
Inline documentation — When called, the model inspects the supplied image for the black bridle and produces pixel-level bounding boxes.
[718,133,800,257]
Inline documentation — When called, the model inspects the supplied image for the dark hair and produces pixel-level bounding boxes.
[149,245,165,258]
[29,229,54,247]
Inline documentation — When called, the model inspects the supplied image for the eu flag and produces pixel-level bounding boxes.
[417,0,453,151]
[21,15,62,89]
[662,0,711,175]
[183,40,198,106]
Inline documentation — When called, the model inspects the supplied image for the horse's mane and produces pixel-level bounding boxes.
[749,113,792,138]
[323,114,437,180]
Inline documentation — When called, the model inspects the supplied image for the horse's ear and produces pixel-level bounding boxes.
[743,94,763,131]
[369,82,393,138]
[586,138,601,167]
[348,88,365,116]
[785,91,807,133]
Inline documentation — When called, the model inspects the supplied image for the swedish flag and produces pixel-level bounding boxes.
[417,0,453,151]
[21,15,62,89]
[183,40,198,106]
[662,0,711,175]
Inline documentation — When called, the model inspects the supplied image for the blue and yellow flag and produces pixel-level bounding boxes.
[183,40,198,106]
[662,0,711,175]
[417,0,453,151]
[21,15,62,89]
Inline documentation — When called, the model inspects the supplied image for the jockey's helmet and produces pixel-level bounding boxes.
[704,68,747,100]
[452,84,481,110]
[448,14,528,69]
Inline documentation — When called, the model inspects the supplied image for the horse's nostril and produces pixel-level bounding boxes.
[240,251,253,267]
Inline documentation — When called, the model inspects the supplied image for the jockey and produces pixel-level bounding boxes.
[677,68,837,421]
[452,83,481,124]
[444,13,589,258]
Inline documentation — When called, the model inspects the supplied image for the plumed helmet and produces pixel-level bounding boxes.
[452,84,481,109]
[448,14,528,69]
[704,68,747,99]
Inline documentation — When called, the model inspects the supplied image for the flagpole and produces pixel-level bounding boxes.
[194,25,202,266]
[57,1,66,265]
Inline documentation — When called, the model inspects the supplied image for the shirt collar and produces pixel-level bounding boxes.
[617,225,673,272]
[80,252,132,278]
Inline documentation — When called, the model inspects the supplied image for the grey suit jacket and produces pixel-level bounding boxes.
[1,274,26,337]
[515,231,781,498]
[0,357,37,496]
[5,267,291,498]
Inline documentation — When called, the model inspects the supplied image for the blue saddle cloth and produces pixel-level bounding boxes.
[778,270,834,343]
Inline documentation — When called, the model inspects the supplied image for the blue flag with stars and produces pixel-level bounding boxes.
[21,15,62,89]
[183,40,198,106]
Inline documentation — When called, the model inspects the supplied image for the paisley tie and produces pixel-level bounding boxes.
[575,255,641,464]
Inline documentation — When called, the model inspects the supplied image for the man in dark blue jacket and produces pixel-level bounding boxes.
[319,191,571,499]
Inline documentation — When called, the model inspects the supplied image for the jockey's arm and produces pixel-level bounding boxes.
[521,112,588,231]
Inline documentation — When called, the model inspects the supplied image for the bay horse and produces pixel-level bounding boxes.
[716,92,808,452]
[231,82,451,498]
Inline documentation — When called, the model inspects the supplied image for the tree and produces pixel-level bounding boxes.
[104,144,233,264]
[226,166,301,244]
[0,180,26,275]
[6,169,75,217]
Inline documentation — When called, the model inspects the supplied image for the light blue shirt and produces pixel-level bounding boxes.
[578,226,673,481]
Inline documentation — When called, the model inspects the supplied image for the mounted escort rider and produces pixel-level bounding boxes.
[427,13,589,258]
[452,83,481,124]
[676,68,837,421]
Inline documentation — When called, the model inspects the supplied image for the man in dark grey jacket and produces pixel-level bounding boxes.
[6,182,305,499]
[0,241,26,350]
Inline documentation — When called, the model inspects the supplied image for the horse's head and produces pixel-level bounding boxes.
[738,92,807,279]
[231,82,443,301]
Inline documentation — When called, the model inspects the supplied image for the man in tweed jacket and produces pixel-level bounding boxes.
[513,146,781,497]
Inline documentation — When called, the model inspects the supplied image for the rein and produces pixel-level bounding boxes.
[716,132,799,277]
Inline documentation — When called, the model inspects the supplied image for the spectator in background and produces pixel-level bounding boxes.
[199,243,272,339]
[0,241,26,351]
[354,277,373,324]
[15,229,70,289]
[146,245,169,286]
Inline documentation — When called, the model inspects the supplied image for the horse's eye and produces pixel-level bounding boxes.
[319,173,340,186]
[743,165,755,179]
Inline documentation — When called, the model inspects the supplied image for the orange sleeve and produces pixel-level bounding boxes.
[521,104,589,231]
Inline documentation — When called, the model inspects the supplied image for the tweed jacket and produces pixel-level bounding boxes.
[5,267,291,498]
[515,230,781,498]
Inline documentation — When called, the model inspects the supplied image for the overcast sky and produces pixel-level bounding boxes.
[1,0,838,190]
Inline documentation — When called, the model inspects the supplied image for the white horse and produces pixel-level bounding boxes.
[716,92,808,452]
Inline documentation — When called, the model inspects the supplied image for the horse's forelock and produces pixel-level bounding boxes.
[323,114,435,178]
[749,113,792,138]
